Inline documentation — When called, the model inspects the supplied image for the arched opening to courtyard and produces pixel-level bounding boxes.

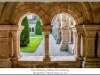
[18,12,79,61]
[19,13,44,61]
[49,13,77,61]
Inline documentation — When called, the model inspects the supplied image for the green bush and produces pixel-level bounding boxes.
[20,16,30,47]
[35,19,42,35]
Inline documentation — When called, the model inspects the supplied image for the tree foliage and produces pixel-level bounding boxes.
[35,19,42,35]
[20,16,30,47]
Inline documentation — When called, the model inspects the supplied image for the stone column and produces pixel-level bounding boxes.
[52,21,57,39]
[75,25,84,61]
[41,25,52,61]
[11,26,24,61]
[68,28,72,43]
[0,28,11,67]
[83,25,99,68]
[56,16,61,44]
[71,27,76,54]
[56,27,61,44]
[0,25,23,68]
[60,27,69,51]
[97,31,100,67]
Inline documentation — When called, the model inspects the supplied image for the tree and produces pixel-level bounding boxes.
[20,16,30,47]
[35,19,42,35]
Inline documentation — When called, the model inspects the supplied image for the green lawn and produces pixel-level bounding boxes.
[30,34,44,37]
[20,34,44,53]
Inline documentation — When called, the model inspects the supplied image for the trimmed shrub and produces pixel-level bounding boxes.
[20,16,30,47]
[35,19,42,35]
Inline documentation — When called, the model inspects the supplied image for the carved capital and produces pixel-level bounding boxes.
[10,26,24,37]
[0,25,24,38]
[75,25,84,32]
[83,25,100,38]
[41,25,52,33]
[85,31,96,38]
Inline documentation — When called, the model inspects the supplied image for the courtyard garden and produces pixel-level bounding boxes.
[20,34,44,52]
[20,15,43,53]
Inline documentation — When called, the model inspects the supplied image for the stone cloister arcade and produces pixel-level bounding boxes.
[51,13,76,54]
[0,2,100,68]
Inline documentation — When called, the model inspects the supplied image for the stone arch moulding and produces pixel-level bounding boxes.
[51,12,76,26]
[50,9,80,25]
[10,9,45,26]
[78,2,94,24]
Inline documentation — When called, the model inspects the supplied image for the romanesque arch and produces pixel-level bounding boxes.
[0,2,100,68]
[51,13,77,55]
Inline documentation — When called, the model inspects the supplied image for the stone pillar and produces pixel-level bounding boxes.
[97,31,100,67]
[60,27,69,51]
[75,25,84,61]
[56,27,61,44]
[11,26,24,61]
[71,27,76,54]
[56,16,61,44]
[52,21,57,39]
[82,25,99,68]
[68,28,72,43]
[41,25,52,61]
[0,25,23,68]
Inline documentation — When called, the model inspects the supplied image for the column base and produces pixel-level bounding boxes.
[97,58,100,68]
[75,56,83,61]
[0,58,12,68]
[60,42,68,51]
[56,38,61,44]
[43,55,51,61]
[11,55,21,61]
[82,57,98,68]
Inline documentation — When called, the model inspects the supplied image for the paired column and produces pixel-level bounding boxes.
[97,31,100,67]
[75,25,83,61]
[0,28,10,68]
[56,27,61,44]
[60,27,69,51]
[41,25,52,61]
[56,16,61,44]
[0,25,23,68]
[71,27,76,54]
[11,26,24,61]
[82,25,99,68]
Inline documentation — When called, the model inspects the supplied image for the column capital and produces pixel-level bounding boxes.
[83,25,100,38]
[41,25,52,33]
[0,25,24,38]
[75,25,84,32]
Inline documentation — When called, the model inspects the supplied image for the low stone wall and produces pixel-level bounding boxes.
[12,61,82,68]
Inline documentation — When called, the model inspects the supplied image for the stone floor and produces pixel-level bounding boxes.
[19,34,75,61]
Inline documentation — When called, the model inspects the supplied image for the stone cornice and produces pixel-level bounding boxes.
[0,25,24,31]
[83,25,100,31]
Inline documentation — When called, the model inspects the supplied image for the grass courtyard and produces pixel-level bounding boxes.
[20,34,44,52]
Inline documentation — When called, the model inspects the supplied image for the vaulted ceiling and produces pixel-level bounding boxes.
[0,2,100,25]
